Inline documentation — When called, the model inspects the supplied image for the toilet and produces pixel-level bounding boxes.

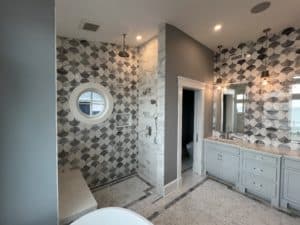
[186,142,193,158]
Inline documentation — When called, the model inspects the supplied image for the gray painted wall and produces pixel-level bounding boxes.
[0,1,58,225]
[164,24,214,184]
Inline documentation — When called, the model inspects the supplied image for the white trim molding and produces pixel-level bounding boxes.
[178,76,208,90]
[69,83,114,124]
[177,76,206,188]
[164,178,182,196]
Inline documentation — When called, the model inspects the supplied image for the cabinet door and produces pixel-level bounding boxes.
[283,168,300,205]
[220,152,239,185]
[243,173,274,201]
[206,148,221,177]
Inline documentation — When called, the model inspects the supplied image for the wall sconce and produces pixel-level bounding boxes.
[261,70,269,85]
[216,77,223,90]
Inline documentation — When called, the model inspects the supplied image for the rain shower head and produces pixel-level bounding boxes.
[118,50,129,58]
[118,34,129,58]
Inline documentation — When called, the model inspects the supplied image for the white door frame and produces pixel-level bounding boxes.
[177,76,206,185]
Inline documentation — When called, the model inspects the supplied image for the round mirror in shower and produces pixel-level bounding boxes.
[69,83,113,124]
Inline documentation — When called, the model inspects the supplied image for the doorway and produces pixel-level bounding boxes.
[177,77,206,187]
[181,89,195,172]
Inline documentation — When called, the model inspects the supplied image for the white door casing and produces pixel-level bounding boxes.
[177,76,207,186]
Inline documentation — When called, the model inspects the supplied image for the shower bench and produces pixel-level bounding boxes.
[59,169,98,225]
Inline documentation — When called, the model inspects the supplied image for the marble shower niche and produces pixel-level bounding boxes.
[213,27,300,150]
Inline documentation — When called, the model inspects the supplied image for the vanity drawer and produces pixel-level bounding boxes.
[243,151,277,166]
[243,173,275,200]
[205,141,239,156]
[284,158,300,170]
[244,159,277,182]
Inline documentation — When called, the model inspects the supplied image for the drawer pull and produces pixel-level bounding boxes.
[260,169,263,172]
[256,156,264,160]
[253,181,256,185]
[260,184,263,188]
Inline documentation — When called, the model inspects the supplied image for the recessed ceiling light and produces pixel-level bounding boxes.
[136,35,142,41]
[214,24,222,32]
[251,1,271,14]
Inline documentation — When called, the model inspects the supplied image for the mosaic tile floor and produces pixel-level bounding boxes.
[93,170,299,225]
[151,179,300,225]
[93,175,153,208]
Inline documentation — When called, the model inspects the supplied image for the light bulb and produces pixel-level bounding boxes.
[262,79,268,86]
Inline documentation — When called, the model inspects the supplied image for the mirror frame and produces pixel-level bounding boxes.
[217,81,248,134]
[69,83,113,124]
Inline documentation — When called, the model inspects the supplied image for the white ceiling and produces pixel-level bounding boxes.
[56,0,300,50]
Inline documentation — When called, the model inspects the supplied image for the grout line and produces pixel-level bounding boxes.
[124,192,151,208]
[93,174,154,209]
[147,177,208,221]
[136,174,154,188]
[164,177,208,209]
[207,176,300,218]
[124,175,155,208]
[91,173,137,192]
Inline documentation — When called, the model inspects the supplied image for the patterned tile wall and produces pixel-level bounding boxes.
[213,27,300,150]
[56,37,139,188]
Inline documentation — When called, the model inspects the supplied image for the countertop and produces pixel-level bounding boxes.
[205,137,300,160]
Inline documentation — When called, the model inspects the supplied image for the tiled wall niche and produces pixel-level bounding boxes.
[56,37,139,188]
[213,27,300,150]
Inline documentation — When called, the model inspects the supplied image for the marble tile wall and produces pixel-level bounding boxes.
[137,37,160,186]
[156,24,167,193]
[137,25,166,194]
[213,27,300,150]
[56,37,139,188]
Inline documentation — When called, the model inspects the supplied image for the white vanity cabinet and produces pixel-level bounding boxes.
[204,138,300,212]
[204,140,240,186]
[280,157,300,211]
[239,148,281,207]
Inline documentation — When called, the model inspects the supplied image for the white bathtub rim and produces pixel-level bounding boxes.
[71,207,153,225]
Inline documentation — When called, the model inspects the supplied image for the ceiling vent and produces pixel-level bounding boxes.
[251,1,271,14]
[81,22,100,32]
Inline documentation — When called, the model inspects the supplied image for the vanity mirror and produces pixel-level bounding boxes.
[290,75,300,142]
[214,82,248,134]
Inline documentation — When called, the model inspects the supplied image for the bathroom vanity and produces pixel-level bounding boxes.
[205,140,240,186]
[280,157,300,211]
[204,138,300,212]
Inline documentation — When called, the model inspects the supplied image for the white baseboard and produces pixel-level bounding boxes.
[163,177,182,196]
